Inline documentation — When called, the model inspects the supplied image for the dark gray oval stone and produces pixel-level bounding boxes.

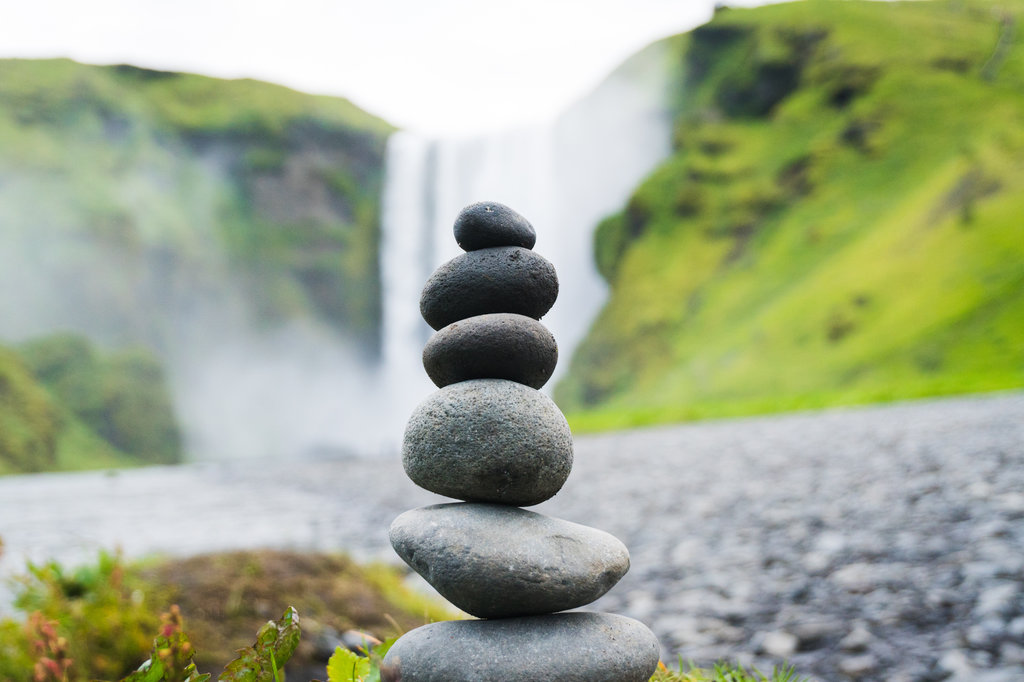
[402,379,572,505]
[389,503,630,619]
[381,612,660,682]
[423,313,558,389]
[453,201,536,251]
[419,247,557,330]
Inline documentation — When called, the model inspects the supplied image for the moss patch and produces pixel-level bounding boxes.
[557,0,1024,429]
[0,333,182,474]
[0,58,392,355]
[0,346,60,474]
[142,549,455,673]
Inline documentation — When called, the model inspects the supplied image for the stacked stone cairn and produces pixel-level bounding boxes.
[382,201,661,681]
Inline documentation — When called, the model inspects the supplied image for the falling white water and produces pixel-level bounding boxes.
[378,132,438,420]
[379,39,676,402]
[0,39,676,463]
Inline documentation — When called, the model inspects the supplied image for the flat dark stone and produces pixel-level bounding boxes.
[419,247,557,330]
[453,201,536,251]
[389,503,629,619]
[423,313,558,389]
[402,379,572,505]
[381,612,661,682]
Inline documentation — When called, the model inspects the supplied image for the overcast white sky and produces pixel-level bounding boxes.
[1,0,783,135]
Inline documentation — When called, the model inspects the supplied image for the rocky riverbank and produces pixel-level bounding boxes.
[1,391,1021,681]
[550,391,1024,682]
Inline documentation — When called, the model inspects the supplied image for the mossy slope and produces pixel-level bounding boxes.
[140,550,454,674]
[557,0,1024,429]
[0,344,60,474]
[0,549,454,680]
[0,333,182,474]
[0,58,393,352]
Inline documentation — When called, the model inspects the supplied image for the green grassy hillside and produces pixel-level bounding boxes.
[556,0,1024,429]
[0,333,181,474]
[0,59,393,471]
[0,345,61,474]
[0,59,393,352]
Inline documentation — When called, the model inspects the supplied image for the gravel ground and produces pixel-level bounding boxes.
[1,391,1022,681]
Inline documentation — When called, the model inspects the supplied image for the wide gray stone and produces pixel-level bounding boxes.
[389,503,629,618]
[453,201,536,251]
[419,247,558,330]
[423,313,558,389]
[402,379,572,505]
[381,612,660,682]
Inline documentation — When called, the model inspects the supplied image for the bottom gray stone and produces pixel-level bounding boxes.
[381,612,660,682]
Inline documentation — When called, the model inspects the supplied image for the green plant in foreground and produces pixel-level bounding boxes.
[10,550,162,680]
[115,605,299,682]
[321,647,808,682]
[15,601,806,682]
[324,636,395,682]
[0,547,807,681]
[650,658,810,681]
[216,606,299,682]
[122,606,208,682]
[122,613,805,682]
[0,548,451,678]
[26,613,72,682]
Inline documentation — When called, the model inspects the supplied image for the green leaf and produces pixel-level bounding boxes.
[370,636,396,660]
[217,648,261,682]
[326,647,371,682]
[218,608,301,682]
[121,658,166,682]
[185,666,212,682]
[271,606,301,663]
[362,636,397,682]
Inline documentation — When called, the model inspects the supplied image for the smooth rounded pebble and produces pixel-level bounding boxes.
[402,379,572,505]
[389,503,630,618]
[381,612,660,682]
[454,200,536,250]
[423,313,558,389]
[419,247,557,330]
[453,201,536,251]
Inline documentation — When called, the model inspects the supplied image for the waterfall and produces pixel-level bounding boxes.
[0,39,676,463]
[379,39,675,407]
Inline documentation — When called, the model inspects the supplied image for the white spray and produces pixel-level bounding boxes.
[379,38,675,416]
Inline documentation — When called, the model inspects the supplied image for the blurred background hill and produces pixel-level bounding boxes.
[557,0,1024,428]
[0,0,1022,472]
[0,60,396,468]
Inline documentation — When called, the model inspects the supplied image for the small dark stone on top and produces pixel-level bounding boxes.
[454,201,537,251]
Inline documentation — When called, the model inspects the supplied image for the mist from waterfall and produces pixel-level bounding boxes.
[0,39,675,462]
[379,39,675,423]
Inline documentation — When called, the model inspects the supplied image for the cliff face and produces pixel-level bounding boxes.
[0,59,396,462]
[187,116,388,349]
[556,0,1024,428]
[0,59,392,355]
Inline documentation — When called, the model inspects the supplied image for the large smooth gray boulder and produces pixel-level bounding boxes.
[419,247,558,330]
[389,503,629,618]
[422,313,558,389]
[402,379,572,505]
[381,612,660,682]
[453,201,536,251]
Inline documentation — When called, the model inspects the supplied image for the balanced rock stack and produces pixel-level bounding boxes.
[382,202,660,681]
